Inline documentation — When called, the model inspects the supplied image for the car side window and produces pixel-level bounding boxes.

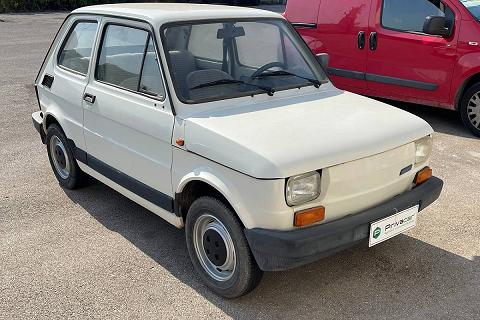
[58,21,98,75]
[382,0,454,34]
[96,24,165,98]
[139,37,165,98]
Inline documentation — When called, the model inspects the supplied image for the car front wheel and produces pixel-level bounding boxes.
[460,83,480,138]
[185,196,263,298]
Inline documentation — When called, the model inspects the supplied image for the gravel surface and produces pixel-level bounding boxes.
[0,10,479,320]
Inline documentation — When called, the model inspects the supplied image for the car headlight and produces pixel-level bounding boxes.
[415,135,433,165]
[286,171,321,206]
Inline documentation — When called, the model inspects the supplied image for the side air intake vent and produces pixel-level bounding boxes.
[41,74,54,89]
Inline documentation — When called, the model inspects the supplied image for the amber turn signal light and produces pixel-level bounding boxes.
[294,206,325,227]
[414,166,432,186]
[175,138,185,146]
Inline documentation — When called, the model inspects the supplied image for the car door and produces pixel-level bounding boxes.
[314,0,373,91]
[366,0,460,104]
[48,16,100,152]
[83,18,175,210]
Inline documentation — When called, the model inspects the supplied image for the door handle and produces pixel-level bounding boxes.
[369,32,377,51]
[83,93,96,104]
[358,31,365,49]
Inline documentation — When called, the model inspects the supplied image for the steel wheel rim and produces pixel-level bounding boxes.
[49,135,70,180]
[193,214,236,282]
[467,92,480,129]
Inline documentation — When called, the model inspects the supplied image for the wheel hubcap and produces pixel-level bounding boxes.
[49,135,70,179]
[193,214,236,281]
[467,92,480,129]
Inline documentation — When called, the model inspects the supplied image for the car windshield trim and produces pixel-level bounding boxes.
[160,18,328,105]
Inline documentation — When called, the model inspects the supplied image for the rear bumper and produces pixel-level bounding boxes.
[32,111,45,143]
[244,176,443,271]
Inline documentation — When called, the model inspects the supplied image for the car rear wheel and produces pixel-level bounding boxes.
[185,196,263,298]
[460,83,480,138]
[46,124,87,189]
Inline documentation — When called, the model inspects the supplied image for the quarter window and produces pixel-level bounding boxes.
[96,24,165,98]
[139,37,165,98]
[382,0,454,34]
[58,21,98,75]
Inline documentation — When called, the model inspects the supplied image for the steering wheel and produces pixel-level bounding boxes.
[250,62,286,78]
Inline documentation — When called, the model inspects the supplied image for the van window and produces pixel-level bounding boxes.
[58,21,98,75]
[382,0,454,34]
[96,24,165,98]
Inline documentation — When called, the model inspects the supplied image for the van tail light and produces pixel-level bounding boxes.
[294,206,325,227]
[414,166,432,186]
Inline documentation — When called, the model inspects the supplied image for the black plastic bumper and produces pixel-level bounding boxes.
[32,111,45,143]
[244,176,443,271]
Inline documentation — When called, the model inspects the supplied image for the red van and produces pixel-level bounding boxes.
[284,0,480,137]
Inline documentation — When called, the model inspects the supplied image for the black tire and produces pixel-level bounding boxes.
[185,196,263,298]
[460,83,480,138]
[46,124,87,189]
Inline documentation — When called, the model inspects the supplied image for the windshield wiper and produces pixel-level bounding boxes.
[252,70,322,88]
[191,79,275,96]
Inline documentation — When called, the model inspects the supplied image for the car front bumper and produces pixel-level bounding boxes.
[244,176,443,271]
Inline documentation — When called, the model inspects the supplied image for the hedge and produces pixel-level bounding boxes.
[0,1,180,13]
[0,0,286,13]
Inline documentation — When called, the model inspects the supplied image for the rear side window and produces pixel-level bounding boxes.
[96,24,165,98]
[382,0,454,34]
[58,21,98,75]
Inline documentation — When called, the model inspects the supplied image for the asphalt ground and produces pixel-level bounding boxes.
[0,8,479,320]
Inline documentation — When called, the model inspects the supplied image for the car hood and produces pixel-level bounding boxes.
[182,87,433,179]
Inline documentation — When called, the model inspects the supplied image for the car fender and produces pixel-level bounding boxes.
[176,166,249,226]
[172,149,293,230]
[451,53,480,107]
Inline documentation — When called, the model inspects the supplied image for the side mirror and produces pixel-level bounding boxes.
[423,16,451,37]
[316,53,329,69]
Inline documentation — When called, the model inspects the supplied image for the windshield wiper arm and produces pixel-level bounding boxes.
[191,79,275,96]
[252,70,322,88]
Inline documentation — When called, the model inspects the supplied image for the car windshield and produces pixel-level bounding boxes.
[461,0,480,20]
[162,19,328,104]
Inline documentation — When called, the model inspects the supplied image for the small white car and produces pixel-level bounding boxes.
[32,4,443,298]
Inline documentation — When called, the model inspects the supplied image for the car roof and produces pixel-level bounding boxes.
[73,3,283,25]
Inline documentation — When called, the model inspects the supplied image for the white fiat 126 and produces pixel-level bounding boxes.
[32,4,443,298]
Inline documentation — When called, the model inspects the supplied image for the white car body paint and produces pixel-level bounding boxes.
[34,3,435,232]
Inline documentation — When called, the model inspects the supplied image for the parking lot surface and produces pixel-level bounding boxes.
[1,10,479,320]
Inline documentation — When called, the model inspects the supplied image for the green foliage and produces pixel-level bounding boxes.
[0,0,163,13]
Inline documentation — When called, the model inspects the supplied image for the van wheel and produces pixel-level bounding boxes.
[460,83,480,138]
[185,196,263,298]
[46,124,87,189]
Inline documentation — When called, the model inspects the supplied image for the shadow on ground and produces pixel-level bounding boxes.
[64,181,479,319]
[378,99,477,139]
